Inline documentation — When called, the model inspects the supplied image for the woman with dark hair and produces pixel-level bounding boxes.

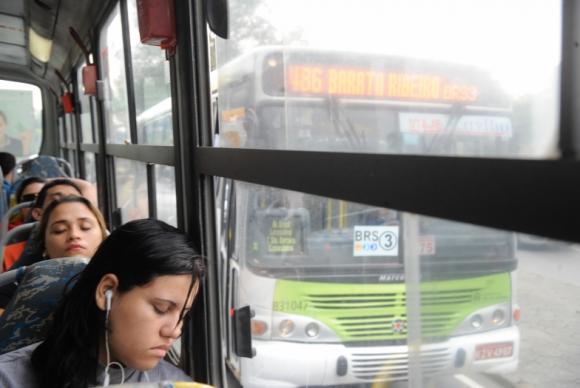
[0,196,108,311]
[0,218,204,387]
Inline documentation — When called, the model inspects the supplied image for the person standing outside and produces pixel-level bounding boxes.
[0,112,22,156]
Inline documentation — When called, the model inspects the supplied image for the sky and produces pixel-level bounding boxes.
[257,0,562,96]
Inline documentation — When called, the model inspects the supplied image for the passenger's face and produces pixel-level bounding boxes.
[43,184,82,209]
[44,202,103,258]
[107,274,195,371]
[19,182,44,219]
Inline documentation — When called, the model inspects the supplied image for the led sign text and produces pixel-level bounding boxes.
[286,65,478,102]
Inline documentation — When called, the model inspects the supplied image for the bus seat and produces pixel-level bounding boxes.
[9,155,73,203]
[0,222,37,271]
[0,200,34,241]
[0,257,88,355]
[102,382,214,387]
[16,155,72,179]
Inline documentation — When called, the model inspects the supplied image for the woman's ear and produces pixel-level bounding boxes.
[31,207,42,221]
[95,274,119,312]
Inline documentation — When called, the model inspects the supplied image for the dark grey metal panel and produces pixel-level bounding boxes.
[196,147,580,243]
[80,143,99,153]
[105,144,174,166]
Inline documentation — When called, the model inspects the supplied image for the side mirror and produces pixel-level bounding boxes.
[232,305,254,358]
[204,0,228,39]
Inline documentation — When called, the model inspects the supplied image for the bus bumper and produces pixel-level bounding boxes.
[241,325,519,387]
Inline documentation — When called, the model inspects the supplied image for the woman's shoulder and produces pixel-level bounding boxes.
[149,359,193,382]
[0,342,39,363]
[0,342,40,388]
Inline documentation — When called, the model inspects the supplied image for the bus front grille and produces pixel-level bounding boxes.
[305,291,472,340]
[350,347,453,381]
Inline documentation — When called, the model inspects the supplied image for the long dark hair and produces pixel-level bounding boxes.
[30,219,205,388]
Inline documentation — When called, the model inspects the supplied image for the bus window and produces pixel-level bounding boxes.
[114,158,148,222]
[155,164,177,226]
[214,0,560,159]
[84,152,97,184]
[127,0,173,145]
[0,80,42,159]
[99,3,131,144]
[76,62,94,144]
[220,181,518,387]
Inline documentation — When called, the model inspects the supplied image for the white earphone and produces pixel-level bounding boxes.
[105,289,112,313]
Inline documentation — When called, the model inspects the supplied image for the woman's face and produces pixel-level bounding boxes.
[107,274,195,371]
[44,202,104,258]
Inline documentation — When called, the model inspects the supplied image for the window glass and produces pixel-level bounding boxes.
[65,113,75,145]
[69,150,78,178]
[155,165,177,226]
[76,63,94,143]
[114,158,148,222]
[214,0,561,159]
[127,0,173,145]
[215,180,580,387]
[58,116,66,148]
[99,3,131,144]
[84,152,97,184]
[90,98,99,143]
[0,80,43,159]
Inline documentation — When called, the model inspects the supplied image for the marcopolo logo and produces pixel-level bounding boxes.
[353,225,399,257]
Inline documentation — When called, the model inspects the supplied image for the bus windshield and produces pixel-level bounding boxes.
[243,184,516,281]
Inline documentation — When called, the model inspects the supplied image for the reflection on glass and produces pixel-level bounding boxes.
[65,113,75,145]
[510,236,580,388]
[58,117,66,147]
[155,165,177,226]
[127,0,173,145]
[217,181,520,387]
[77,62,93,143]
[0,80,43,158]
[99,4,131,144]
[114,158,148,222]
[84,152,96,184]
[214,0,561,158]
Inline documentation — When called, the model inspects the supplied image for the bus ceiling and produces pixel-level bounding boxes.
[0,0,115,91]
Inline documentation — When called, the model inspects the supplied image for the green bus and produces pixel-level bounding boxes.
[217,47,519,387]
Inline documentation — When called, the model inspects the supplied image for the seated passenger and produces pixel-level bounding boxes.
[0,152,16,205]
[3,178,83,272]
[7,176,46,231]
[0,196,107,312]
[0,219,204,387]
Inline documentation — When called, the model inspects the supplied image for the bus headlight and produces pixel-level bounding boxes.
[453,303,511,336]
[491,309,506,325]
[471,314,483,329]
[305,322,320,338]
[251,319,268,336]
[278,319,295,337]
[270,312,340,342]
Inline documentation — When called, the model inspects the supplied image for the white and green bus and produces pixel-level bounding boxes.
[217,47,520,387]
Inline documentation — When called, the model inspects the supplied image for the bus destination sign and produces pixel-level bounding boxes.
[286,64,479,103]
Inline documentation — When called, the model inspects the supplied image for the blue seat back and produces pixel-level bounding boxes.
[18,155,71,179]
[0,257,88,354]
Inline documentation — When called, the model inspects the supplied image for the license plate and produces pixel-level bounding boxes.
[474,342,513,361]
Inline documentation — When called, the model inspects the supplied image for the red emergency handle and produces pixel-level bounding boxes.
[137,0,176,49]
[82,64,97,96]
